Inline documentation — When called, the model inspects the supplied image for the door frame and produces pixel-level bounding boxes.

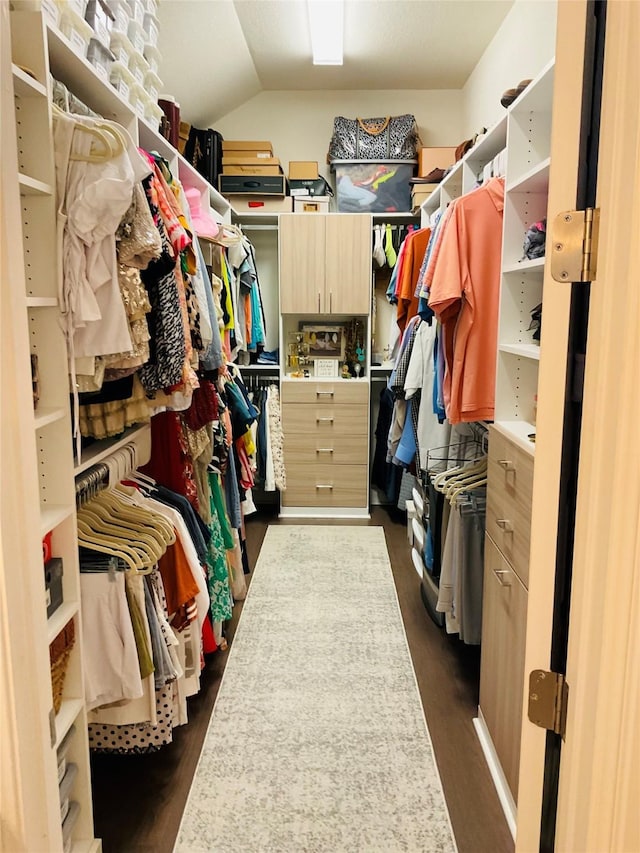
[517,1,639,849]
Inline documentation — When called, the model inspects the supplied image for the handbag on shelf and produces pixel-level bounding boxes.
[184,126,224,188]
[328,114,420,162]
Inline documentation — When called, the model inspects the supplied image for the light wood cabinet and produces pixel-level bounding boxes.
[479,535,528,801]
[279,213,371,315]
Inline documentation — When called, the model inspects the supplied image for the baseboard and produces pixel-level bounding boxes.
[279,506,371,519]
[473,710,517,840]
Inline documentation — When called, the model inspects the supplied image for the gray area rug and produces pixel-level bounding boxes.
[176,525,457,852]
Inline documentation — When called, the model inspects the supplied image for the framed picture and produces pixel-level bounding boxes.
[300,324,344,359]
[314,358,339,378]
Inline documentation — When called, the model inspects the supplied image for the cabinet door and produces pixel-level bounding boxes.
[279,214,326,313]
[325,214,372,314]
[479,535,528,801]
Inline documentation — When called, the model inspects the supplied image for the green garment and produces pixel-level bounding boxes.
[125,576,154,680]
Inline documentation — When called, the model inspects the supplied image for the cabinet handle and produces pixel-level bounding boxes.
[493,568,512,586]
[498,459,516,471]
[329,290,333,312]
[318,291,321,312]
[496,518,514,532]
[316,390,334,397]
[316,484,334,490]
[316,448,334,453]
[316,417,334,424]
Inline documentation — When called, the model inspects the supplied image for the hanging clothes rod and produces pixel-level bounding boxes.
[238,224,279,232]
[75,462,109,506]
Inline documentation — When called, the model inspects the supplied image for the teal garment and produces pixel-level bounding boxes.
[210,472,234,551]
[205,503,233,623]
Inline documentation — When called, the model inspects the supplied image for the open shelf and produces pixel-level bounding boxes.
[41,504,75,537]
[12,62,48,97]
[503,257,546,274]
[74,423,151,476]
[232,210,280,226]
[34,407,67,430]
[372,211,420,223]
[499,343,541,360]
[507,157,551,194]
[48,601,80,645]
[27,296,59,307]
[54,698,84,750]
[235,364,281,371]
[19,173,53,196]
[466,115,508,167]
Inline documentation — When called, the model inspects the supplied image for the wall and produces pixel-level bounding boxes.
[212,89,463,183]
[462,0,558,137]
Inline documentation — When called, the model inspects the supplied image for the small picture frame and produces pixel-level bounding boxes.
[300,324,344,359]
[315,358,339,378]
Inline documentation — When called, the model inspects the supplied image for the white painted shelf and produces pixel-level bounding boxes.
[74,423,151,475]
[47,601,80,645]
[19,173,53,196]
[12,62,47,97]
[54,698,84,750]
[466,115,508,166]
[493,420,537,456]
[235,364,281,371]
[26,296,59,307]
[34,406,67,430]
[507,157,551,194]
[40,504,75,537]
[499,343,541,360]
[503,257,546,274]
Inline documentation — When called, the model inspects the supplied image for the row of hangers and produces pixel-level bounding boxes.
[52,102,126,164]
[431,454,488,507]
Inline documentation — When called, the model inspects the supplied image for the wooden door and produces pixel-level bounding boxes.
[517,2,640,851]
[278,213,326,313]
[325,214,372,315]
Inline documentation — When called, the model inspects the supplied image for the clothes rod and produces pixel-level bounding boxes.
[239,224,279,232]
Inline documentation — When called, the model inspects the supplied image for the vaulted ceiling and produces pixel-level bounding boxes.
[158,0,513,125]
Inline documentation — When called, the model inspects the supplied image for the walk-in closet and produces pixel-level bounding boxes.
[2,1,638,852]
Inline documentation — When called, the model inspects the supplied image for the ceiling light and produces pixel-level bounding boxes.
[308,0,344,65]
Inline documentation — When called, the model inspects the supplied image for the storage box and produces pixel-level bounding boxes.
[289,161,319,180]
[411,183,440,209]
[222,140,273,154]
[86,37,115,81]
[109,59,135,100]
[45,557,64,618]
[143,42,162,74]
[142,11,159,46]
[222,156,280,168]
[332,160,416,213]
[144,68,162,102]
[229,196,293,213]
[128,50,149,84]
[289,177,332,197]
[59,6,93,57]
[418,146,457,178]
[223,164,282,176]
[109,30,134,66]
[219,174,286,197]
[293,196,331,213]
[84,0,114,47]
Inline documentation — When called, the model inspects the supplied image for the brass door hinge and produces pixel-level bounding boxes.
[550,208,600,282]
[528,669,569,737]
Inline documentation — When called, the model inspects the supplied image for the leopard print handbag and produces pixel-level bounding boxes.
[328,114,419,162]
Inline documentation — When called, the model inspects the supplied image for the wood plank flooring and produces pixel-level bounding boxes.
[91,507,514,853]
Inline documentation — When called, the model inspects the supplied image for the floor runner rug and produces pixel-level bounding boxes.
[176,525,457,852]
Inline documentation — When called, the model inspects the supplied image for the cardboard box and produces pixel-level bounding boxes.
[222,156,281,166]
[222,140,273,153]
[223,165,283,176]
[293,196,331,213]
[411,183,441,208]
[289,161,319,180]
[229,196,293,213]
[418,146,457,177]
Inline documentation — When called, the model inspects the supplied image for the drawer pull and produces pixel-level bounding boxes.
[316,417,334,423]
[493,569,512,586]
[316,484,333,490]
[316,391,334,397]
[496,518,514,532]
[498,459,516,471]
[318,292,321,312]
[316,448,334,453]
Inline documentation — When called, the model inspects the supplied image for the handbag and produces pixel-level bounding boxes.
[328,114,419,162]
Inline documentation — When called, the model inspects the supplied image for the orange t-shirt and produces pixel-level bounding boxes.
[428,177,504,424]
[158,536,201,617]
[396,228,431,333]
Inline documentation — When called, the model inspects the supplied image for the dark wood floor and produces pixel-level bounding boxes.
[91,507,514,853]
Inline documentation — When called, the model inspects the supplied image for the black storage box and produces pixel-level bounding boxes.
[289,177,333,197]
[218,174,287,197]
[45,557,63,619]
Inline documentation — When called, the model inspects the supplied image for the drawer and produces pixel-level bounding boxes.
[479,535,528,802]
[486,426,534,586]
[283,432,369,466]
[282,463,368,507]
[281,380,369,405]
[282,403,369,436]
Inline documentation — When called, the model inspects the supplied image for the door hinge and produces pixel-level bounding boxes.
[528,669,569,738]
[550,208,600,282]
